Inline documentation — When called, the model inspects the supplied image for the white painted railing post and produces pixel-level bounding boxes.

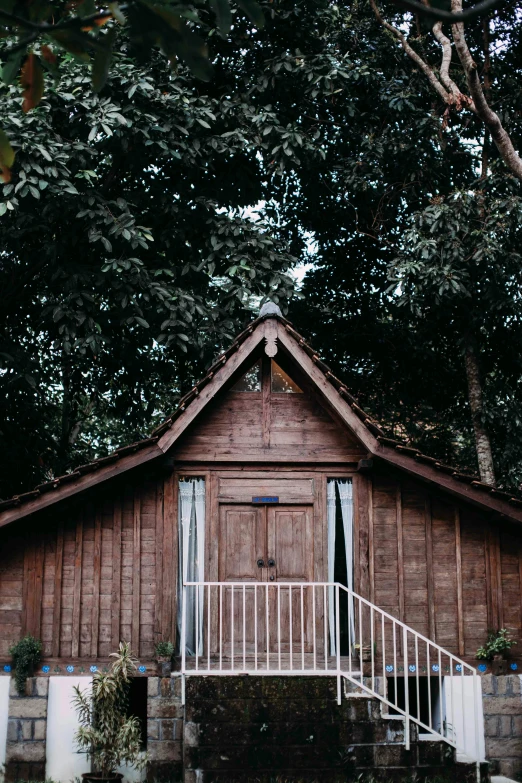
[335,583,341,704]
[181,583,187,704]
[403,625,410,750]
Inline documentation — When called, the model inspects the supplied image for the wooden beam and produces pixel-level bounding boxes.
[154,480,164,644]
[262,356,271,449]
[33,537,44,640]
[91,509,102,658]
[396,485,405,627]
[0,443,163,528]
[161,474,176,643]
[52,523,64,658]
[355,474,371,601]
[71,513,83,658]
[455,508,465,657]
[158,326,267,453]
[111,498,122,650]
[131,489,141,656]
[487,527,503,630]
[425,498,436,642]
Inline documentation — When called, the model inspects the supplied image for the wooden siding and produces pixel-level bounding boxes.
[171,388,365,462]
[0,472,170,661]
[2,462,522,664]
[366,472,522,659]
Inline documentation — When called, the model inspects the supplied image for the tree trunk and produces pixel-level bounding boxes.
[464,341,496,486]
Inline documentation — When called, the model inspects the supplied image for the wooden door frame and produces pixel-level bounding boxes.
[175,465,359,589]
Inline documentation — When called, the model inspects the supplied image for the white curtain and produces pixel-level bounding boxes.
[327,478,354,656]
[177,478,205,655]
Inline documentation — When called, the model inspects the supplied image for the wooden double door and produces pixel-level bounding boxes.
[214,504,315,656]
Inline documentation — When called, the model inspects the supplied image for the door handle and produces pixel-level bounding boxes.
[257,558,265,568]
[268,558,275,567]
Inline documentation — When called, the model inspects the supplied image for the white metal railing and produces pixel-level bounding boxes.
[181,581,482,775]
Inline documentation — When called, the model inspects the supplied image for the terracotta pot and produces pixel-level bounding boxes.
[156,656,172,677]
[82,773,123,783]
[491,654,508,676]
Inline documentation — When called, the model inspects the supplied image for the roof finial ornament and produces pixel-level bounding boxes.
[259,300,282,318]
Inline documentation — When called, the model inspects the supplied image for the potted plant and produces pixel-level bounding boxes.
[72,641,147,782]
[9,635,42,695]
[353,642,376,663]
[154,640,174,677]
[476,629,516,675]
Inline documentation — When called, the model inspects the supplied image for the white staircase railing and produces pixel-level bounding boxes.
[181,581,483,774]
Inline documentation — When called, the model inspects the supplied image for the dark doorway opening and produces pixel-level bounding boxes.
[333,483,350,655]
[127,676,148,750]
[387,676,443,732]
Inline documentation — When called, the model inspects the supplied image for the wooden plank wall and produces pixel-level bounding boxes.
[368,473,522,658]
[2,463,522,662]
[172,390,365,463]
[0,471,173,661]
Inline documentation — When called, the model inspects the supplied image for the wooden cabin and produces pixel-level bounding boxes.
[1,302,522,781]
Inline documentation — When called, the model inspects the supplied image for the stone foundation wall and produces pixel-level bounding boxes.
[147,675,184,781]
[482,673,522,778]
[183,676,469,783]
[5,676,48,782]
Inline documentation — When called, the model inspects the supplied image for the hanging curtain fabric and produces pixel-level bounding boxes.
[177,478,205,656]
[327,478,355,656]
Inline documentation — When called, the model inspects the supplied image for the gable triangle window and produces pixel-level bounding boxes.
[232,357,302,394]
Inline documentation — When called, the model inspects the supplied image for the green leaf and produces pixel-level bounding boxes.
[209,0,232,35]
[92,27,117,93]
[1,50,23,86]
[108,2,127,24]
[50,30,91,62]
[237,0,265,28]
[0,128,15,183]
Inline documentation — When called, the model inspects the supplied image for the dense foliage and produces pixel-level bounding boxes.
[0,24,299,496]
[2,0,522,494]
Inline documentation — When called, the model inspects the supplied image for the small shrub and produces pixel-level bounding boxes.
[73,641,148,777]
[9,635,43,695]
[476,628,516,660]
[154,640,175,659]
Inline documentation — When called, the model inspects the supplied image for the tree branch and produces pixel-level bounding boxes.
[0,5,120,34]
[432,21,473,109]
[369,0,452,103]
[451,0,522,180]
[391,0,507,23]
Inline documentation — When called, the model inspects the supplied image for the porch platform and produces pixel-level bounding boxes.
[179,653,362,675]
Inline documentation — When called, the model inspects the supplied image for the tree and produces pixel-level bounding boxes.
[272,1,522,487]
[369,0,522,182]
[3,0,522,494]
[0,35,299,497]
[0,0,266,180]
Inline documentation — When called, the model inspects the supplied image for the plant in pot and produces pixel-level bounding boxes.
[476,629,516,675]
[353,642,376,663]
[9,635,43,695]
[73,641,147,782]
[154,640,174,677]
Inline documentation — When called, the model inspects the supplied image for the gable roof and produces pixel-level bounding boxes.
[1,309,521,528]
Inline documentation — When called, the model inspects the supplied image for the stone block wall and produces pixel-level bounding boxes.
[183,676,469,783]
[482,674,522,778]
[147,675,183,781]
[5,676,48,782]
